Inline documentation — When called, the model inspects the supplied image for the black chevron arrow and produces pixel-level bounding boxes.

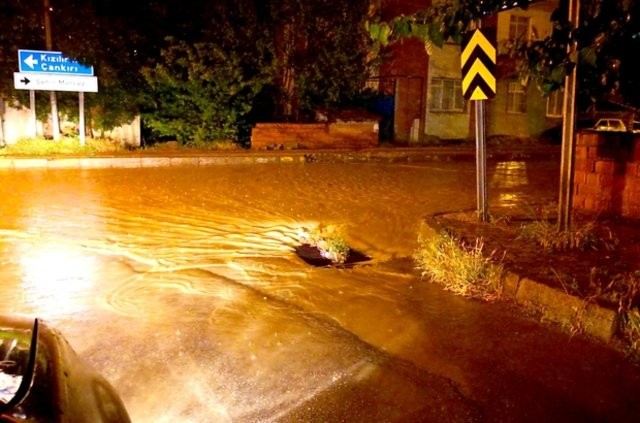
[20,77,31,85]
[461,29,497,100]
[461,48,495,78]
[463,74,496,99]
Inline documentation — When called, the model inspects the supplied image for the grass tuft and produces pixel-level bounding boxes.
[518,219,618,252]
[414,231,503,300]
[599,270,640,362]
[0,137,125,156]
[298,224,350,264]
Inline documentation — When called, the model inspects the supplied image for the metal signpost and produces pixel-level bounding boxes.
[461,28,497,222]
[14,49,97,145]
[557,0,581,232]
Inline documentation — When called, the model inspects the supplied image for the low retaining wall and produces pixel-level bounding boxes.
[251,122,379,150]
[573,131,640,218]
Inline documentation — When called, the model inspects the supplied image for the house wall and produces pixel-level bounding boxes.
[487,80,550,138]
[425,43,470,140]
[489,2,561,138]
[384,0,560,142]
[495,4,554,49]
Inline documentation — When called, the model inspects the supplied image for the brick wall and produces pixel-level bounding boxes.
[573,131,640,218]
[251,122,379,150]
[379,0,430,143]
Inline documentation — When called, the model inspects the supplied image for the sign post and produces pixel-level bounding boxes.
[461,28,497,222]
[15,49,97,144]
[558,0,581,232]
[29,90,37,138]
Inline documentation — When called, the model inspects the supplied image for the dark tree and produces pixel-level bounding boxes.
[1,0,375,142]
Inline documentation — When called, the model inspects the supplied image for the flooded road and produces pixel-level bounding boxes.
[0,160,638,422]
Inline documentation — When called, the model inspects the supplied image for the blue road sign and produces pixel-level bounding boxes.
[18,49,94,76]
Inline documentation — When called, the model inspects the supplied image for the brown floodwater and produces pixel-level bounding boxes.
[0,161,638,422]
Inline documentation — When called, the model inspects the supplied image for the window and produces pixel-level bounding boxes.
[429,78,465,112]
[507,81,527,114]
[509,15,530,41]
[546,90,563,117]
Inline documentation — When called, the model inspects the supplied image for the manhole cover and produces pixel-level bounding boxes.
[295,244,371,268]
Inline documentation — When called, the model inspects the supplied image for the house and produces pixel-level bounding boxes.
[377,0,561,143]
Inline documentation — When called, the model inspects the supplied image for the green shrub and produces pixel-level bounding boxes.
[414,231,503,300]
[141,37,273,145]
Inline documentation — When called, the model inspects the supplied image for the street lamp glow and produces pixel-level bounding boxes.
[19,244,96,315]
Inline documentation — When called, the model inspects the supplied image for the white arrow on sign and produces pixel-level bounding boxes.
[23,54,38,69]
[13,72,98,93]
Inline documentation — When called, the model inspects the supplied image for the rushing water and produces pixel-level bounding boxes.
[0,161,638,422]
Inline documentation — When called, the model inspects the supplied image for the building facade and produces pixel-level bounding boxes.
[378,0,561,143]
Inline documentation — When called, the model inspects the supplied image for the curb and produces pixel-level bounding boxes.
[0,145,561,170]
[418,217,619,343]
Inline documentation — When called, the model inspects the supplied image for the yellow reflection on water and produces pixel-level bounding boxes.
[491,161,528,189]
[19,244,96,315]
[491,162,529,206]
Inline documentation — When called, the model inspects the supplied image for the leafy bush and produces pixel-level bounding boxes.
[414,231,503,300]
[141,38,273,145]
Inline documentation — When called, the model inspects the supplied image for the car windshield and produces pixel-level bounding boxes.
[594,119,626,130]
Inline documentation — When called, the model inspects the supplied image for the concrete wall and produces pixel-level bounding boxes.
[102,116,141,148]
[0,102,43,144]
[0,102,140,147]
[573,131,640,218]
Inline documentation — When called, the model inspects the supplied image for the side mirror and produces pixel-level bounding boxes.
[0,319,39,415]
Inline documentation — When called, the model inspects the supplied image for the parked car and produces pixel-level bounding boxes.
[0,315,130,422]
[592,118,627,132]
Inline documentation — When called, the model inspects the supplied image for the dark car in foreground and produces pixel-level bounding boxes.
[0,315,130,422]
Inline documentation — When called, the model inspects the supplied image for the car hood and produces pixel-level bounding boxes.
[0,315,130,423]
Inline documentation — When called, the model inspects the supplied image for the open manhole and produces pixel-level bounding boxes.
[295,244,371,268]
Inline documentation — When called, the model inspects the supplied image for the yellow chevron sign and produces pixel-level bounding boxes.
[461,29,496,100]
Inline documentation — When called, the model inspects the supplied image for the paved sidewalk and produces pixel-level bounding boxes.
[0,145,561,169]
[420,206,640,351]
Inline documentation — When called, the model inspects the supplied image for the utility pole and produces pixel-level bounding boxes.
[44,0,60,141]
[557,0,580,231]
